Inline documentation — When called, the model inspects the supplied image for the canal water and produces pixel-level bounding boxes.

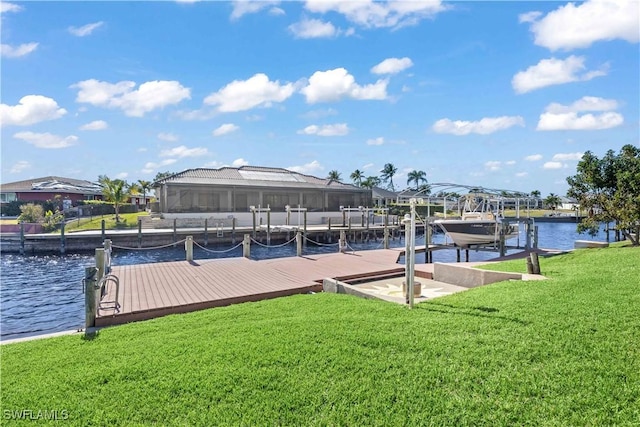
[0,222,612,341]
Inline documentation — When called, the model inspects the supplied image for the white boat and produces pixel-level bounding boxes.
[433,196,519,248]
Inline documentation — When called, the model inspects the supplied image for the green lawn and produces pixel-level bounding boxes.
[65,212,149,232]
[1,245,639,425]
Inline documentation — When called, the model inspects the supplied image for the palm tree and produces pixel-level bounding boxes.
[406,170,427,191]
[138,179,152,209]
[100,176,129,222]
[350,169,364,187]
[327,170,342,182]
[380,163,397,191]
[530,190,541,209]
[543,193,562,212]
[360,176,381,189]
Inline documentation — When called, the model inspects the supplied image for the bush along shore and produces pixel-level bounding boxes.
[1,244,638,425]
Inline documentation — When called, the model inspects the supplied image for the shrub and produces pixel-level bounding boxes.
[43,210,64,232]
[17,203,44,223]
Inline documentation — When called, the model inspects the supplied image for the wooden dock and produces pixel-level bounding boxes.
[96,249,412,327]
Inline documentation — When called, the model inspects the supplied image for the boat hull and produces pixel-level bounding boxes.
[434,219,518,247]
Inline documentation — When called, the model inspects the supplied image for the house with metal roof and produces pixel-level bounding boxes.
[0,176,103,207]
[153,166,372,214]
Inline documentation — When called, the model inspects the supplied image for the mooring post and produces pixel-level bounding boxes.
[267,211,271,246]
[348,216,352,231]
[185,236,193,261]
[383,225,389,249]
[101,219,106,242]
[530,252,541,274]
[525,220,531,249]
[426,222,433,263]
[103,239,112,274]
[137,218,142,248]
[252,210,257,238]
[204,219,208,246]
[342,210,346,227]
[296,231,303,257]
[173,219,177,247]
[465,249,469,262]
[339,230,347,253]
[526,256,534,274]
[456,248,461,262]
[533,226,539,249]
[60,222,66,255]
[303,212,308,248]
[95,248,105,285]
[499,229,506,258]
[84,266,98,330]
[19,222,25,256]
[232,218,236,244]
[242,234,250,259]
[328,217,332,231]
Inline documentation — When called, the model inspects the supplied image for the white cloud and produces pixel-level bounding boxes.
[0,2,23,13]
[232,158,249,167]
[544,96,618,113]
[304,0,447,29]
[68,21,104,37]
[115,172,129,179]
[212,123,239,136]
[269,7,285,16]
[204,73,294,112]
[287,160,323,174]
[543,161,564,169]
[371,57,413,74]
[362,163,374,170]
[485,161,502,171]
[518,11,542,24]
[505,160,516,166]
[1,95,67,127]
[157,132,179,142]
[552,152,584,161]
[515,172,529,178]
[300,108,338,119]
[524,0,639,51]
[537,97,624,131]
[1,42,38,58]
[231,0,280,20]
[512,55,607,94]
[298,123,349,136]
[13,131,78,149]
[300,68,388,103]
[366,137,384,146]
[79,120,108,131]
[289,18,337,38]
[142,159,178,174]
[159,145,208,158]
[10,160,30,173]
[525,154,543,161]
[432,116,525,135]
[72,79,191,117]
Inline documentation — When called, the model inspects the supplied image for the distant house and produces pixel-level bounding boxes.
[153,166,371,214]
[0,176,103,207]
[372,187,398,207]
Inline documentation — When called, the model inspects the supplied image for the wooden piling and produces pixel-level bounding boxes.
[232,218,236,244]
[84,266,98,330]
[173,219,177,247]
[137,218,142,248]
[530,252,541,274]
[19,222,25,256]
[339,230,347,253]
[185,236,193,261]
[267,211,271,245]
[383,225,389,249]
[101,219,106,242]
[204,219,208,246]
[242,234,251,258]
[296,231,302,257]
[60,223,66,255]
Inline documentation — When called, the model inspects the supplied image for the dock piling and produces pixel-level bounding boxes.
[19,222,25,255]
[204,219,208,246]
[84,266,98,330]
[101,220,105,242]
[60,223,66,255]
[185,236,193,261]
[242,234,251,258]
[383,225,389,249]
[339,230,346,253]
[296,231,302,256]
[173,219,177,247]
[137,218,142,248]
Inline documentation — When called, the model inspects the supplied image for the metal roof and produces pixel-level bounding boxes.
[0,176,103,194]
[154,166,367,192]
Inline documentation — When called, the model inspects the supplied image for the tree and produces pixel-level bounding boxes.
[138,180,152,208]
[350,169,364,187]
[543,193,561,211]
[530,190,541,208]
[100,176,129,222]
[361,176,381,189]
[380,163,397,191]
[406,170,427,191]
[153,171,175,183]
[327,170,342,182]
[567,145,640,245]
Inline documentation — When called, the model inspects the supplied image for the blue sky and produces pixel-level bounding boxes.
[1,0,638,196]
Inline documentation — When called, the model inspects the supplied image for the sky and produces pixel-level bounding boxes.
[1,0,638,197]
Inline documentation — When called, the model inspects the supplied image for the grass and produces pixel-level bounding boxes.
[2,246,639,425]
[64,212,149,232]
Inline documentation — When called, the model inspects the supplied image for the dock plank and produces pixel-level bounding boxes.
[96,249,405,327]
